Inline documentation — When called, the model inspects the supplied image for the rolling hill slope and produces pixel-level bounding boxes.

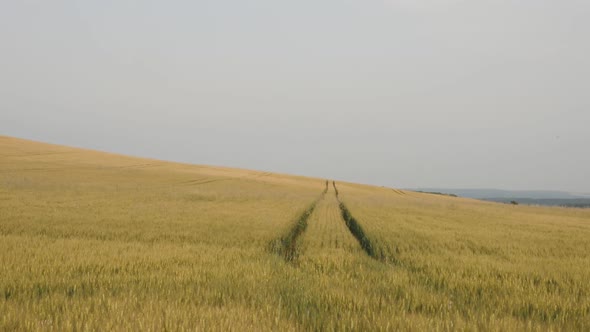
[1,136,589,331]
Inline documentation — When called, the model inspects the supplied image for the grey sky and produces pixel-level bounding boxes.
[1,1,589,192]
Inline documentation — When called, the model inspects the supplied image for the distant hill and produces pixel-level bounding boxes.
[409,188,590,200]
[483,198,590,208]
[409,188,590,207]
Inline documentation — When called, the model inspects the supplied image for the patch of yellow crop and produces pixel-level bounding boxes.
[301,185,359,253]
[1,135,590,331]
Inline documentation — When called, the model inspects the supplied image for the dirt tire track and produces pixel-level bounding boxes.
[269,181,329,264]
[333,182,384,262]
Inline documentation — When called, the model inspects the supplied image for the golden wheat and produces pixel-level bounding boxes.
[1,136,589,331]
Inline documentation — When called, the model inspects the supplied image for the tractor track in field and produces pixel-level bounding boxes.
[392,189,406,195]
[0,163,164,174]
[333,182,382,261]
[0,151,76,157]
[174,171,272,187]
[272,181,385,264]
[269,181,329,264]
[15,171,278,204]
[176,177,227,186]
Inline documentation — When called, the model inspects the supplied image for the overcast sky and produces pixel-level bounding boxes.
[1,1,589,192]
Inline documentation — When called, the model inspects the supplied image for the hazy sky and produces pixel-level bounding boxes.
[2,1,589,192]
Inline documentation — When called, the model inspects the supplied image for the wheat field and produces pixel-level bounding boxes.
[1,135,589,331]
